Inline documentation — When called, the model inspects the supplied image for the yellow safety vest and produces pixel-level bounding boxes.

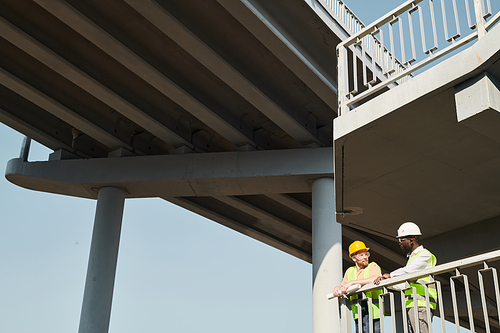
[403,248,437,310]
[346,262,383,319]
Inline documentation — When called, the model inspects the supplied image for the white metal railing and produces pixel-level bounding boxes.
[328,249,500,333]
[337,0,500,115]
[319,0,411,93]
[317,0,366,35]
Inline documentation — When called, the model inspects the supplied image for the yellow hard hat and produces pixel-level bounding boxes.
[349,241,369,258]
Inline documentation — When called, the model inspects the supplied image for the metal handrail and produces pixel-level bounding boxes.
[337,0,498,115]
[354,249,500,292]
[329,249,500,333]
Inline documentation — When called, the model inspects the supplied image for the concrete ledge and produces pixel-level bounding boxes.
[5,148,333,198]
[334,22,500,141]
[455,72,500,143]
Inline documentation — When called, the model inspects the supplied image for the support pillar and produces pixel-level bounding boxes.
[78,186,126,333]
[312,177,343,333]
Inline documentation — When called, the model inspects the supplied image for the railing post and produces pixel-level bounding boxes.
[19,136,31,162]
[474,0,486,39]
[339,297,352,333]
[337,46,348,116]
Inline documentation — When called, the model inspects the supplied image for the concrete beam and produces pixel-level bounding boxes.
[455,72,500,143]
[217,0,336,143]
[264,193,312,218]
[0,68,132,151]
[0,107,77,156]
[302,0,351,40]
[243,0,338,103]
[214,196,311,242]
[6,147,333,199]
[0,15,191,149]
[220,0,339,108]
[124,0,310,147]
[34,0,256,148]
[164,195,312,262]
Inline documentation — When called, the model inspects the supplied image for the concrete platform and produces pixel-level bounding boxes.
[334,22,500,248]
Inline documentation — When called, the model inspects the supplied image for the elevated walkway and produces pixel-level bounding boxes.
[334,21,500,245]
[333,1,500,330]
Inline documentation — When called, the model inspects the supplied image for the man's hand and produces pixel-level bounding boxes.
[332,286,342,297]
[340,281,354,294]
[374,273,391,285]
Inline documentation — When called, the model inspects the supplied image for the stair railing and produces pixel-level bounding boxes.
[337,0,500,115]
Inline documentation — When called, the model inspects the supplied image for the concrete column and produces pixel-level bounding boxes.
[312,177,343,333]
[79,187,126,333]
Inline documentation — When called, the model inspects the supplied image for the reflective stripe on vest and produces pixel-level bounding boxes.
[403,248,438,310]
[346,262,383,319]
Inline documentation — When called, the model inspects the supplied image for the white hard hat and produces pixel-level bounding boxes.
[397,222,422,238]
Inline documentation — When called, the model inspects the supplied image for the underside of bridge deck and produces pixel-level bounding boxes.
[0,0,347,264]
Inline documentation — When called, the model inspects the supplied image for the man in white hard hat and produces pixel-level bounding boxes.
[374,222,437,333]
[332,241,382,333]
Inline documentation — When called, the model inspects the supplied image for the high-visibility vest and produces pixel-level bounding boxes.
[346,262,383,319]
[403,248,437,310]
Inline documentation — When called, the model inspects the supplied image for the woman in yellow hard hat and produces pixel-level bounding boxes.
[332,240,382,333]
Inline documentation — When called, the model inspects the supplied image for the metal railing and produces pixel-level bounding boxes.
[337,0,500,115]
[319,0,411,95]
[329,249,500,333]
[317,0,366,35]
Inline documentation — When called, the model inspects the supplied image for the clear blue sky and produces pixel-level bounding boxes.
[0,1,495,332]
[0,123,312,332]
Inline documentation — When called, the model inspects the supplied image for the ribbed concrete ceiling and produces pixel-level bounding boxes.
[0,0,347,263]
[0,0,339,156]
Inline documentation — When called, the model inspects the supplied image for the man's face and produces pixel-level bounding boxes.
[398,237,413,253]
[352,249,370,268]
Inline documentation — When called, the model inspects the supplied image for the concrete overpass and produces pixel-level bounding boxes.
[0,0,347,332]
[0,0,343,262]
[2,0,500,332]
[334,0,500,266]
